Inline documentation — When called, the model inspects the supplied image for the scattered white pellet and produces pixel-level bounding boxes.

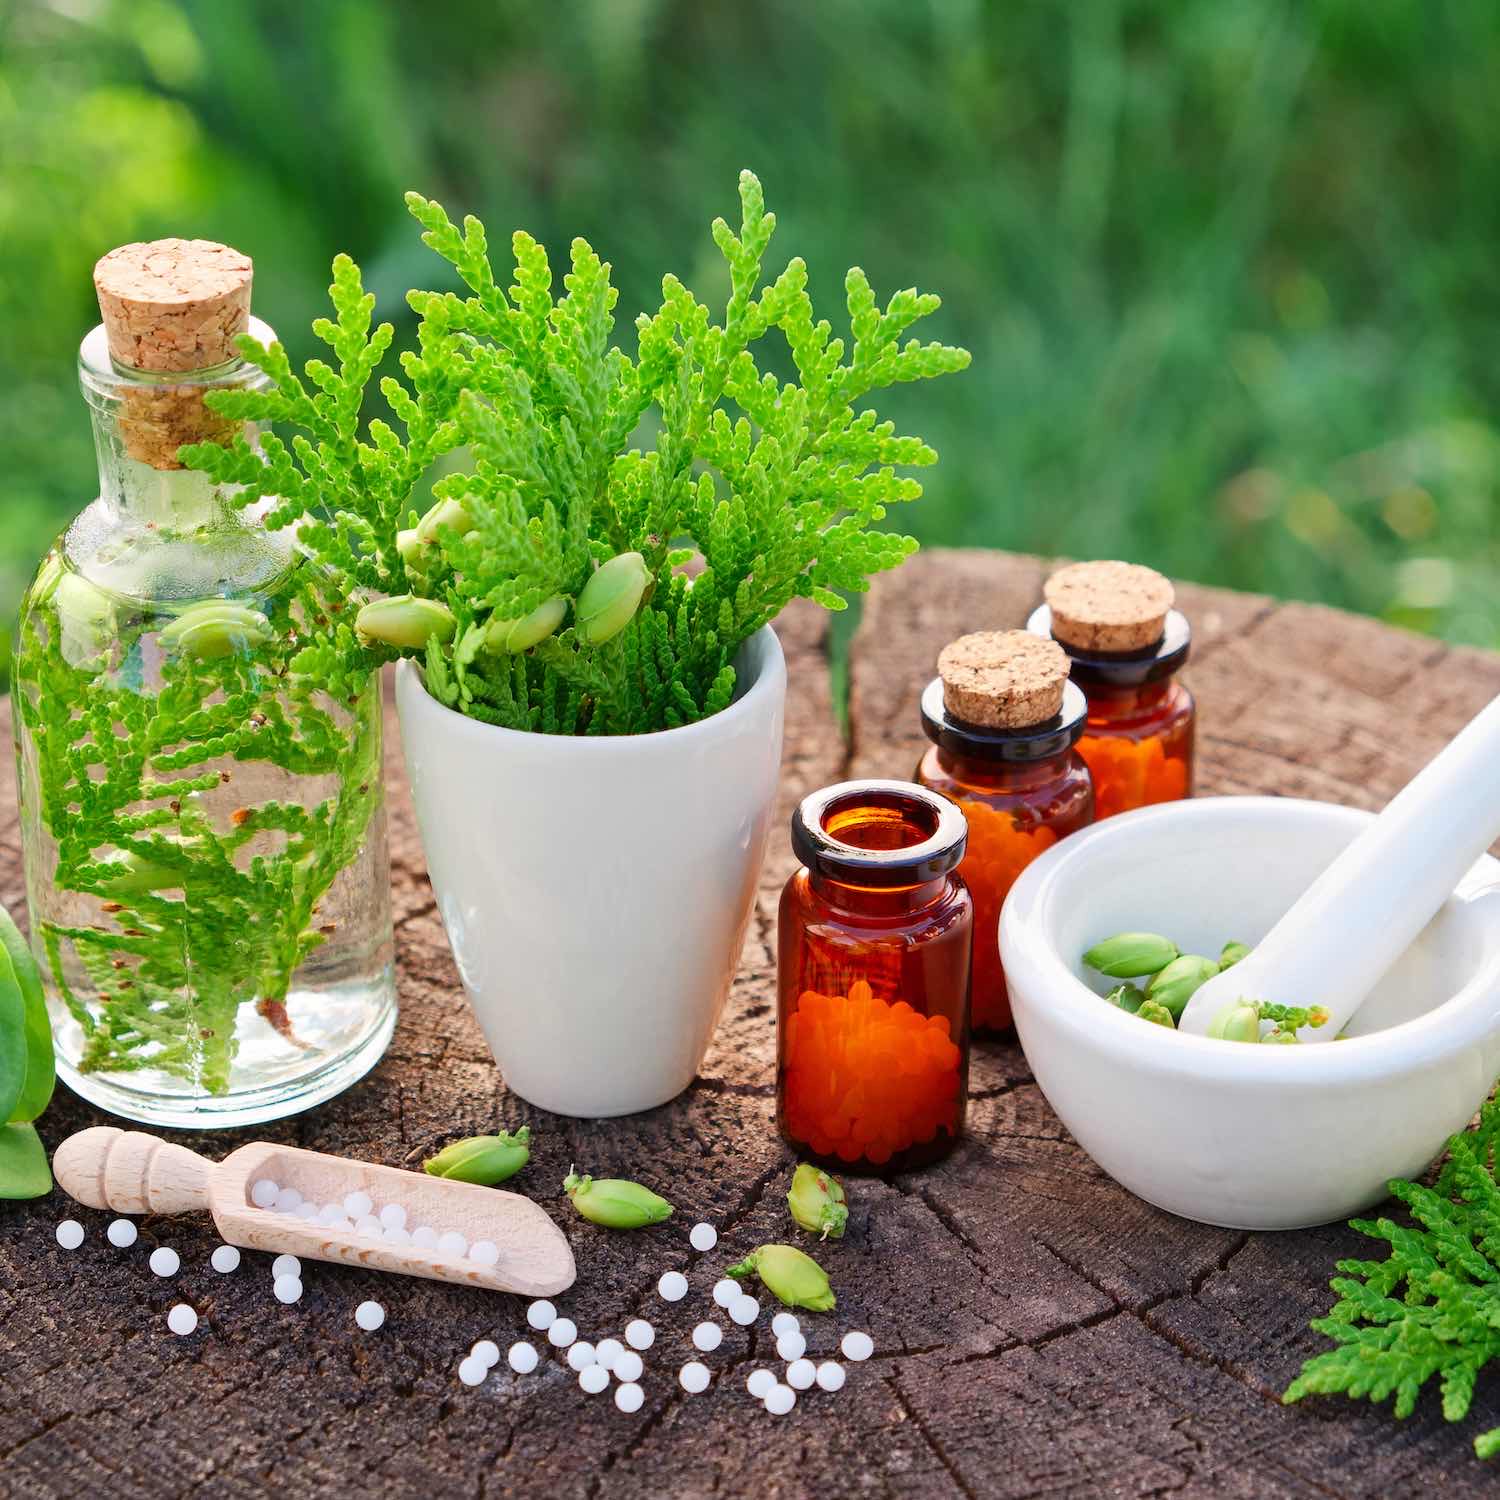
[764,1383,796,1416]
[166,1303,198,1336]
[815,1361,846,1392]
[273,1186,303,1213]
[624,1318,655,1351]
[526,1299,557,1332]
[458,1357,489,1387]
[55,1220,84,1251]
[594,1337,624,1371]
[566,1341,597,1372]
[679,1360,711,1394]
[379,1203,407,1231]
[507,1341,539,1375]
[613,1349,644,1383]
[746,1368,776,1400]
[841,1330,874,1362]
[728,1294,759,1327]
[210,1244,241,1274]
[547,1317,578,1349]
[775,1330,806,1362]
[294,1202,319,1222]
[317,1203,349,1228]
[469,1240,500,1267]
[437,1230,469,1257]
[712,1277,740,1308]
[250,1178,279,1209]
[771,1311,800,1338]
[657,1270,689,1302]
[412,1225,439,1250]
[688,1221,718,1252]
[355,1300,386,1332]
[614,1382,645,1414]
[106,1218,137,1248]
[383,1226,412,1247]
[691,1322,723,1353]
[343,1190,373,1218]
[471,1339,500,1368]
[149,1247,180,1278]
[354,1214,383,1237]
[273,1275,303,1305]
[272,1253,301,1280]
[579,1363,611,1394]
[785,1358,816,1390]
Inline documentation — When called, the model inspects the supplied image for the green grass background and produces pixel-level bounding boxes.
[5,0,1500,684]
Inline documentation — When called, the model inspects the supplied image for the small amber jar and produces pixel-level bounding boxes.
[777,780,972,1174]
[916,677,1093,1034]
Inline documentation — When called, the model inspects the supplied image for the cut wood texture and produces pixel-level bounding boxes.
[3,550,1500,1498]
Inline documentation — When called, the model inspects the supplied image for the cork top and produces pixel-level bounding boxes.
[937,630,1070,729]
[1044,561,1174,653]
[94,239,253,373]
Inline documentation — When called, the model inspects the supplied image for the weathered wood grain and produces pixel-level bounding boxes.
[1,552,1497,1499]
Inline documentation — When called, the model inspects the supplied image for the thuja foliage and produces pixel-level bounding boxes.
[1284,1093,1500,1459]
[184,171,970,734]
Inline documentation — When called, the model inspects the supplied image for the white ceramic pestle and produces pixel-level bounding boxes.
[1178,692,1500,1040]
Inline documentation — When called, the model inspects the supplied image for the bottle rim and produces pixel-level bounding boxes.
[792,778,967,887]
[77,316,277,412]
[920,676,1088,763]
[1026,603,1191,688]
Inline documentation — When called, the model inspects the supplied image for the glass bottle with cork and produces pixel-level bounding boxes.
[12,238,396,1128]
[1027,560,1194,820]
[777,779,972,1173]
[916,630,1093,1034]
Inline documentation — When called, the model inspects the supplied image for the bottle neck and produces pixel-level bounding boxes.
[808,871,949,918]
[88,400,240,530]
[932,747,1072,794]
[1086,678,1175,721]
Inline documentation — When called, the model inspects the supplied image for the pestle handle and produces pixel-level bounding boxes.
[1179,692,1500,1038]
[53,1126,216,1215]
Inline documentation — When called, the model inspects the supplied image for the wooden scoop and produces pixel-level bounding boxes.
[53,1126,576,1297]
[1178,692,1500,1040]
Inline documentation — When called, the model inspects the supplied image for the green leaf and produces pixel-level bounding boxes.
[0,903,54,1122]
[0,946,25,1126]
[0,1122,51,1199]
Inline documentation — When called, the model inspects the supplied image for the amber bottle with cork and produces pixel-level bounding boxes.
[916,630,1093,1034]
[1027,561,1195,821]
[777,780,972,1174]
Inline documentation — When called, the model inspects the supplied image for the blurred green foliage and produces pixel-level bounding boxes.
[5,0,1500,687]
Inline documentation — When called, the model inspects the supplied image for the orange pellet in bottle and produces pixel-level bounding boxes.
[777,780,972,1175]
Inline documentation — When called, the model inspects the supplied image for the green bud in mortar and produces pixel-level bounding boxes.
[160,602,272,659]
[484,595,569,654]
[563,1169,673,1228]
[1145,955,1220,1021]
[1103,984,1144,1014]
[728,1243,836,1312]
[355,595,457,650]
[1261,1028,1299,1044]
[787,1163,848,1240]
[1207,1000,1263,1043]
[1082,932,1179,978]
[1219,940,1251,970]
[575,551,649,646]
[1136,1000,1176,1028]
[424,1126,531,1185]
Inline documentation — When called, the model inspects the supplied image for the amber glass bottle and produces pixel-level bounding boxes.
[777,780,972,1174]
[916,677,1092,1033]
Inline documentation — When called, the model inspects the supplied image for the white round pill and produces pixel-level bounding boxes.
[594,1337,624,1371]
[771,1311,800,1338]
[343,1190,373,1218]
[679,1360,711,1394]
[507,1341,539,1375]
[624,1318,655,1351]
[379,1203,407,1231]
[841,1330,874,1362]
[318,1203,347,1226]
[458,1357,488,1387]
[412,1226,439,1249]
[354,1214,383,1236]
[657,1270,689,1302]
[613,1349,644,1382]
[272,1253,301,1280]
[566,1341,597,1371]
[55,1219,84,1251]
[526,1299,556,1331]
[355,1300,386,1331]
[689,1222,718,1252]
[614,1382,645,1414]
[746,1368,776,1399]
[294,1202,319,1222]
[383,1226,412,1247]
[106,1218,137,1248]
[691,1321,723,1353]
[469,1239,500,1267]
[273,1275,303,1305]
[816,1360,846,1392]
[729,1294,759,1326]
[437,1231,469,1257]
[712,1277,740,1308]
[579,1363,610,1394]
[250,1178,279,1208]
[210,1244,240,1273]
[166,1303,197,1336]
[273,1186,303,1213]
[764,1383,796,1415]
[149,1246,180,1278]
[547,1317,577,1349]
[775,1330,806,1362]
[786,1357,816,1390]
[472,1339,500,1368]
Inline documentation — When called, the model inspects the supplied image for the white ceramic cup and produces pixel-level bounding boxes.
[396,627,786,1117]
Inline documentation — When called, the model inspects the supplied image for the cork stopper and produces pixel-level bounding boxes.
[937,630,1069,729]
[1044,561,1174,653]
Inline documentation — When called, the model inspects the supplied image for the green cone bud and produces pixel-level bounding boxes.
[1082,932,1179,978]
[28,554,63,607]
[727,1243,836,1312]
[54,571,115,668]
[1103,983,1144,1014]
[1145,955,1219,1020]
[575,551,649,646]
[396,527,425,570]
[96,849,180,898]
[1136,1000,1176,1028]
[484,594,569,654]
[563,1169,673,1228]
[355,595,458,650]
[1207,1000,1262,1043]
[1261,1028,1299,1044]
[415,497,474,545]
[787,1163,848,1240]
[160,602,272,659]
[424,1126,531,1184]
[1219,940,1251,970]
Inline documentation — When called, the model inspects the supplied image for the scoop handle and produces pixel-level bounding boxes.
[52,1126,215,1214]
[1179,691,1500,1037]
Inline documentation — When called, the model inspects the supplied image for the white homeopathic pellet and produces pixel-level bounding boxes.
[355,1300,386,1332]
[770,1311,800,1338]
[469,1239,500,1267]
[711,1278,740,1309]
[166,1303,198,1336]
[294,1202,319,1223]
[614,1382,645,1414]
[379,1203,407,1231]
[250,1178,279,1209]
[273,1275,303,1305]
[815,1361,846,1392]
[775,1330,806,1362]
[678,1360,711,1394]
[437,1230,469,1257]
[785,1358,816,1391]
[546,1317,578,1349]
[343,1189,373,1218]
[745,1368,776,1400]
[688,1222,718,1252]
[841,1330,874,1362]
[106,1218,138,1248]
[691,1321,723,1353]
[272,1253,301,1280]
[354,1214,383,1237]
[566,1341,597,1372]
[149,1246,180,1278]
[728,1294,759,1327]
[624,1318,655,1351]
[526,1299,557,1331]
[579,1364,610,1395]
[612,1349,644,1383]
[273,1186,303,1213]
[507,1341,539,1375]
[471,1340,500,1368]
[210,1244,241,1274]
[383,1226,412,1247]
[411,1225,439,1250]
[657,1270,689,1302]
[764,1383,796,1416]
[458,1357,489,1387]
[594,1337,624,1371]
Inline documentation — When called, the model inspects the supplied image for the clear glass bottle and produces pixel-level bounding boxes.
[777,780,971,1174]
[12,241,396,1128]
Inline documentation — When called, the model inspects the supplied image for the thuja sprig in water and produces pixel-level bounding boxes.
[1284,1093,1500,1460]
[182,171,970,735]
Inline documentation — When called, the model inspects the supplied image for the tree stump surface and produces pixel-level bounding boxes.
[3,547,1500,1499]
